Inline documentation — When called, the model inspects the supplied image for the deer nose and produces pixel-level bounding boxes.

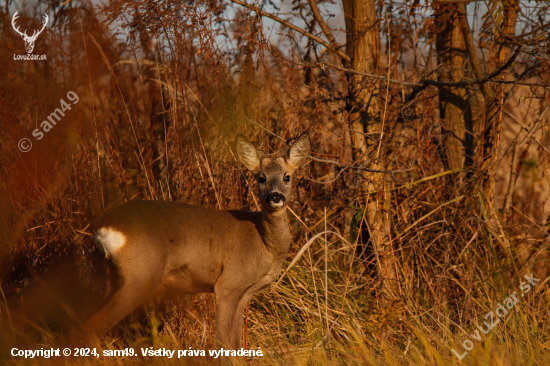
[268,192,285,203]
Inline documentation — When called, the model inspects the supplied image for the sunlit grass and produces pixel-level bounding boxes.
[1,1,549,365]
[2,195,549,365]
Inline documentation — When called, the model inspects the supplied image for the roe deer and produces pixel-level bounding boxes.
[86,133,310,350]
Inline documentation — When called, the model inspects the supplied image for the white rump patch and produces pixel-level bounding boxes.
[95,227,126,256]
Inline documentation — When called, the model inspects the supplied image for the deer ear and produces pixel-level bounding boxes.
[286,133,310,168]
[236,134,261,172]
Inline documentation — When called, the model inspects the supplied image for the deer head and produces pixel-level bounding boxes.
[12,11,48,54]
[236,133,310,212]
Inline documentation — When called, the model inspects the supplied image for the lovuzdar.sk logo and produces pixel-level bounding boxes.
[12,11,48,61]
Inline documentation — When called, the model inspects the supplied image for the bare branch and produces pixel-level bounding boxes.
[502,101,550,214]
[504,110,550,156]
[307,155,412,182]
[508,21,550,40]
[434,0,481,3]
[319,46,534,89]
[240,115,411,182]
[456,3,488,96]
[231,0,545,92]
[230,0,351,62]
[307,0,340,50]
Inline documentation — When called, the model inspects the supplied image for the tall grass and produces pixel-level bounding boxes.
[1,0,549,364]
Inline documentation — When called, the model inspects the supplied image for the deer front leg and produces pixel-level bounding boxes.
[214,289,243,350]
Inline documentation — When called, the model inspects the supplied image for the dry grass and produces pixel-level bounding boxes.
[1,0,550,364]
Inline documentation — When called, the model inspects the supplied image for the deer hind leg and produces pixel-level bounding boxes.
[87,230,166,333]
[86,272,163,333]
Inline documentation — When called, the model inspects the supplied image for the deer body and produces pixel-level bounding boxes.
[87,134,310,350]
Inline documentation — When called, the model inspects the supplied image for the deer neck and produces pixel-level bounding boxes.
[259,208,291,256]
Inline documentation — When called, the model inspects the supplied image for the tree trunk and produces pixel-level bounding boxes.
[495,0,520,67]
[342,0,395,285]
[483,0,520,197]
[434,3,472,170]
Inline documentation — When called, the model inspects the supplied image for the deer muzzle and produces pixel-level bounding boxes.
[267,192,286,208]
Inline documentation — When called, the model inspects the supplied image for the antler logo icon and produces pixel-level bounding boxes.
[12,11,48,54]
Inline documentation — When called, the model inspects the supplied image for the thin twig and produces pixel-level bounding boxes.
[504,110,550,156]
[320,45,524,89]
[230,0,350,62]
[456,2,489,97]
[502,101,550,214]
[435,0,480,3]
[240,116,412,181]
[307,0,340,51]
[324,208,329,341]
[230,1,544,90]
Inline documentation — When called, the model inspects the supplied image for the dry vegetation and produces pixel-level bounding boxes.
[1,0,550,364]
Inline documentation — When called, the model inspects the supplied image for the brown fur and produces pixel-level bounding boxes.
[86,133,310,349]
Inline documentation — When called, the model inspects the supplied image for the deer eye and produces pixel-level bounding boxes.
[258,176,266,184]
[284,175,291,182]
